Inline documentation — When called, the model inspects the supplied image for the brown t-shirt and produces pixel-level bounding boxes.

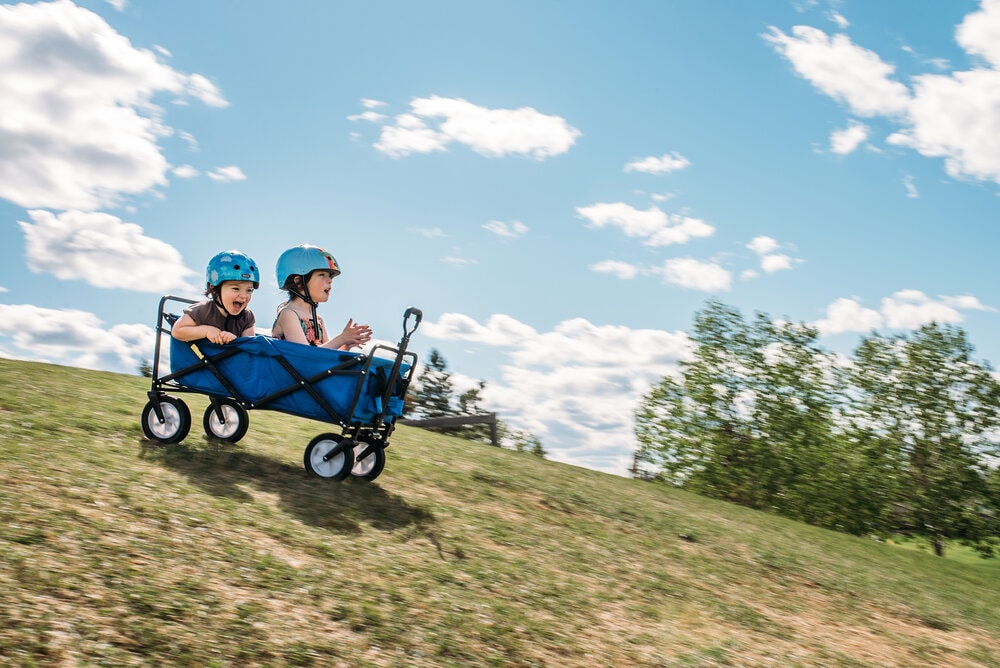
[183,300,256,338]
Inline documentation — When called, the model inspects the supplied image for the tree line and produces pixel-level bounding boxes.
[634,300,1000,557]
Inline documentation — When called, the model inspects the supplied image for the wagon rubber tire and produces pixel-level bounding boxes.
[303,433,355,480]
[203,399,249,443]
[350,442,386,480]
[141,396,191,444]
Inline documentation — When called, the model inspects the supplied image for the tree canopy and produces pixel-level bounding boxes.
[635,300,1000,556]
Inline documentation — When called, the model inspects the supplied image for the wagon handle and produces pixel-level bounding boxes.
[403,307,422,337]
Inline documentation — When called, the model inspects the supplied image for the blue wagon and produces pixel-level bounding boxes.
[141,295,421,481]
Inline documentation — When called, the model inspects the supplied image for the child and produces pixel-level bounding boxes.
[172,250,259,344]
[271,244,372,350]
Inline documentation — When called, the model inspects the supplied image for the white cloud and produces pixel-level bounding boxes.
[423,313,537,346]
[815,291,994,335]
[881,289,965,329]
[656,257,732,292]
[17,209,198,293]
[746,235,779,255]
[482,220,529,239]
[760,254,793,273]
[813,297,884,335]
[746,235,800,274]
[765,25,911,117]
[942,294,996,311]
[0,304,156,374]
[624,152,691,174]
[828,11,849,30]
[373,96,580,159]
[361,98,386,109]
[830,120,869,154]
[576,202,715,247]
[589,260,639,280]
[903,174,919,198]
[206,165,246,182]
[769,7,1000,185]
[347,110,387,123]
[172,165,199,179]
[423,313,693,474]
[0,0,227,211]
[956,0,1000,68]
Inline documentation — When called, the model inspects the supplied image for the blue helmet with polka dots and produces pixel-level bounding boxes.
[206,250,260,289]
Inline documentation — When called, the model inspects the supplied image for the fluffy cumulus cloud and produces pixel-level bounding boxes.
[655,257,732,292]
[745,235,799,275]
[0,303,156,373]
[18,209,199,293]
[423,313,693,475]
[764,25,911,117]
[767,2,1000,185]
[813,290,995,335]
[0,0,229,211]
[368,96,581,159]
[813,297,884,335]
[576,202,715,247]
[830,120,869,154]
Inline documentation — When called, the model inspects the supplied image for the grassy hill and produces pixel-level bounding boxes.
[1,357,999,667]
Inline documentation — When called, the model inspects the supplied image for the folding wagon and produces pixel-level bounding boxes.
[140,295,420,481]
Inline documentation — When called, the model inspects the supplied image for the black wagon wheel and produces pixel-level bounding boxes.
[350,441,386,481]
[303,433,355,480]
[203,398,249,443]
[141,396,191,444]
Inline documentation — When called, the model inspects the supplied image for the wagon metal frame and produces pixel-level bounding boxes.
[141,295,421,481]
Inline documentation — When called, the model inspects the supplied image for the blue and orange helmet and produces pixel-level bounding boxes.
[276,245,340,289]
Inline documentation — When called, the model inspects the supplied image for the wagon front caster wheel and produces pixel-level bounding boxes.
[350,442,386,481]
[141,396,191,444]
[203,399,249,443]
[303,433,355,480]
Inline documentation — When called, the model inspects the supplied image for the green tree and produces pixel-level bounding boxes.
[635,300,880,534]
[849,323,1000,556]
[406,348,454,418]
[499,422,547,458]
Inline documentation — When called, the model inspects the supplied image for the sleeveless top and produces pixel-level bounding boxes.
[273,304,326,345]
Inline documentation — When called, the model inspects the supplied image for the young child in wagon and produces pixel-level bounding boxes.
[171,250,259,344]
[271,244,372,351]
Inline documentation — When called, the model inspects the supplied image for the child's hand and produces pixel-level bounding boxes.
[338,319,372,349]
[206,327,236,344]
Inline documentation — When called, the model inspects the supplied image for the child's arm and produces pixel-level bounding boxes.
[325,319,372,351]
[171,313,236,344]
[274,308,309,345]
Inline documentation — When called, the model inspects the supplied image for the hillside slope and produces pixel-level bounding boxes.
[1,358,999,667]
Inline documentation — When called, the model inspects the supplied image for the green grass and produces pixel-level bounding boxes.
[1,357,999,667]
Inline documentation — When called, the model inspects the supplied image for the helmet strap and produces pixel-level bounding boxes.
[289,274,322,346]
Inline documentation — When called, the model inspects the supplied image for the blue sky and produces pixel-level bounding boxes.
[1,0,999,475]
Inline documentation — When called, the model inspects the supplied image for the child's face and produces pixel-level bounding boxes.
[306,270,335,303]
[218,280,255,314]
